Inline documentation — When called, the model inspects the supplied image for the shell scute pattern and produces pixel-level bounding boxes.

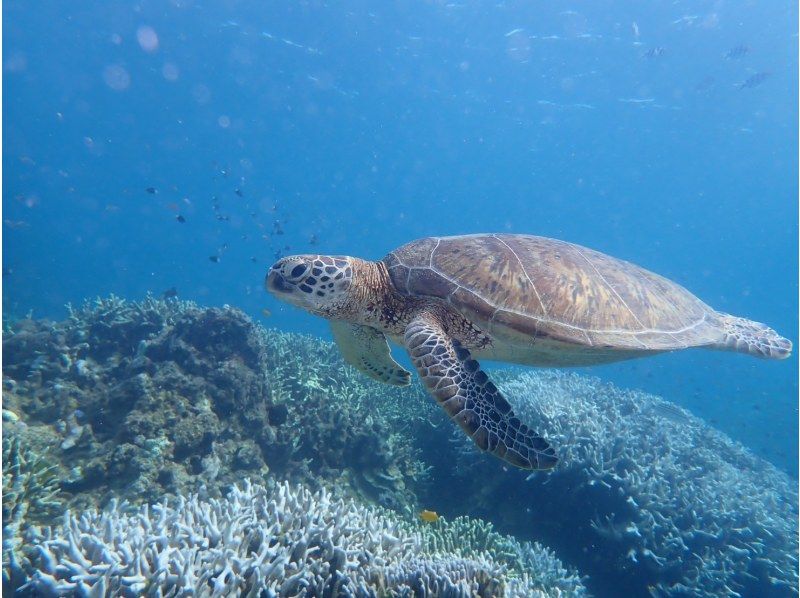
[386,234,721,351]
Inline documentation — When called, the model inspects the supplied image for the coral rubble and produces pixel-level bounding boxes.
[17,479,585,597]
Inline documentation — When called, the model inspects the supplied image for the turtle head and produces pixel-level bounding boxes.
[266,255,355,317]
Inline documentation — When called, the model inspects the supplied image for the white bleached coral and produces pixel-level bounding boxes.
[19,479,586,597]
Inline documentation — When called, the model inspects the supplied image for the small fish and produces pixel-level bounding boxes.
[309,234,318,246]
[273,221,284,235]
[725,44,750,59]
[3,267,13,277]
[235,188,244,197]
[505,28,524,37]
[632,21,640,38]
[273,250,283,259]
[643,47,665,59]
[694,75,716,92]
[209,255,220,263]
[738,72,770,90]
[146,187,157,194]
[176,215,186,223]
[261,307,272,318]
[4,220,28,229]
[216,215,230,221]
[162,287,178,300]
[419,510,440,523]
[649,402,690,424]
[671,15,699,26]
[250,256,258,263]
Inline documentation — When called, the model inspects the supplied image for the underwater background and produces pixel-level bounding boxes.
[3,1,798,597]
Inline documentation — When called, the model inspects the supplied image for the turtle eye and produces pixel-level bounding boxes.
[286,263,308,281]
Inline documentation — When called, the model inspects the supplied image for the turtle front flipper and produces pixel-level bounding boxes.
[404,311,558,470]
[330,321,411,386]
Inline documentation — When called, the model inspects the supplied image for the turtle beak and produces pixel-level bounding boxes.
[266,269,293,295]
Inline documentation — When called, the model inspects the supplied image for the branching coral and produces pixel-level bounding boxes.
[17,480,586,597]
[2,432,63,588]
[418,515,585,596]
[439,370,798,597]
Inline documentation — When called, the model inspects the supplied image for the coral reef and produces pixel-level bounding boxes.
[2,426,63,588]
[2,296,432,513]
[4,296,796,597]
[16,479,585,597]
[432,370,798,597]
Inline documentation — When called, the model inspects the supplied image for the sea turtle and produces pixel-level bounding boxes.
[266,234,792,470]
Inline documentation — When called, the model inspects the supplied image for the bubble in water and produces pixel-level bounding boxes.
[136,25,159,53]
[102,65,130,91]
[4,52,27,73]
[192,84,211,104]
[162,62,180,81]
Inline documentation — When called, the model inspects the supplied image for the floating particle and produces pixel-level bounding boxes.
[162,62,180,81]
[103,64,131,91]
[209,255,220,263]
[235,188,243,197]
[176,215,186,223]
[136,26,159,53]
[146,187,157,194]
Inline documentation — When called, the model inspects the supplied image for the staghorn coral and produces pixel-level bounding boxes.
[2,296,431,511]
[418,515,585,596]
[17,479,586,597]
[436,370,798,597]
[2,427,63,589]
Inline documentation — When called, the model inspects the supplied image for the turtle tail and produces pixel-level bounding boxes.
[714,313,792,360]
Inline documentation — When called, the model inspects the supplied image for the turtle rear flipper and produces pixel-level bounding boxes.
[330,321,411,386]
[404,310,557,470]
[715,313,792,360]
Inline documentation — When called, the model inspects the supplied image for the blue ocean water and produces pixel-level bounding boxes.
[4,0,797,493]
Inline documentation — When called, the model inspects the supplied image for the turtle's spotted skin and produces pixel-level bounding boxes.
[405,309,557,469]
[267,234,792,471]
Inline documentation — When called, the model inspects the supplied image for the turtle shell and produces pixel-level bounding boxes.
[383,234,722,351]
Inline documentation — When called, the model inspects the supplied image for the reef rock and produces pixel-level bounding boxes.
[2,296,430,516]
